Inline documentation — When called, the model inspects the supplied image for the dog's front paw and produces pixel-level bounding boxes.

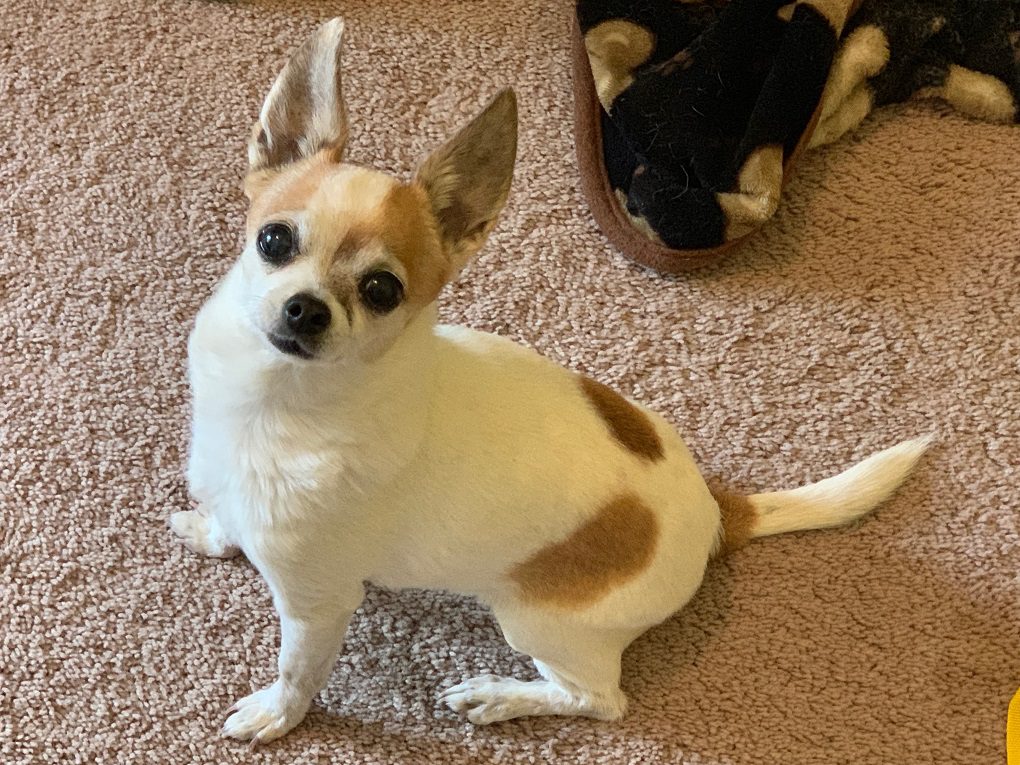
[441,675,548,725]
[169,509,239,558]
[222,683,308,743]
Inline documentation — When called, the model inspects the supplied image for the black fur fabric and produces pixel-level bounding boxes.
[577,0,1020,253]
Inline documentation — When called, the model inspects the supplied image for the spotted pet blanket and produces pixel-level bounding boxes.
[573,0,1020,272]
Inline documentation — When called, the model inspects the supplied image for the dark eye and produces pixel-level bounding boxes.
[256,222,296,265]
[358,271,404,314]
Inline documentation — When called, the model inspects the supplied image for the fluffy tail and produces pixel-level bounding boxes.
[712,436,933,556]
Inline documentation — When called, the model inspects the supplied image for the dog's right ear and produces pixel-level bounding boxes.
[247,18,349,176]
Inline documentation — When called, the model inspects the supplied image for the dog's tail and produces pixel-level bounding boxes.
[711,435,933,557]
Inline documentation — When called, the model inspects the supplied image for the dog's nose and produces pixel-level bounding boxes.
[283,293,331,336]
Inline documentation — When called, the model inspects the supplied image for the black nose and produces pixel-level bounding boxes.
[283,293,331,336]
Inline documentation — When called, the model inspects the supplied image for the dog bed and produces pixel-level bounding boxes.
[573,0,1020,272]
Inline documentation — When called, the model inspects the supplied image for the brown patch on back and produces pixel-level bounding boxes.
[511,494,659,608]
[709,485,758,557]
[578,376,664,462]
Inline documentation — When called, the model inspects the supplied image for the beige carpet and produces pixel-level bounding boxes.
[2,1,1018,763]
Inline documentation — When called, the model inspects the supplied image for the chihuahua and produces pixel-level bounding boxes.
[171,18,930,743]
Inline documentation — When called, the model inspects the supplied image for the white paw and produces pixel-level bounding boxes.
[169,509,238,558]
[222,683,307,743]
[168,510,204,549]
[440,675,549,725]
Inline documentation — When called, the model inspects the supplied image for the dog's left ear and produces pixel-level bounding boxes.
[415,89,518,273]
[247,17,349,174]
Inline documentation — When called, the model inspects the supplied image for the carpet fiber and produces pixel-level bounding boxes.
[2,1,1018,763]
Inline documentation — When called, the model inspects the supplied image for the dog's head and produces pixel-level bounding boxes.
[235,18,517,364]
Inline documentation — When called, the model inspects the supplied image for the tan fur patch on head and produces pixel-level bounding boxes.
[510,494,659,608]
[244,159,450,311]
[321,181,449,310]
[245,155,334,235]
[578,375,664,462]
[374,183,450,308]
[709,485,758,557]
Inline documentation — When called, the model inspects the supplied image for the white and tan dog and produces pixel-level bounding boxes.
[171,18,930,744]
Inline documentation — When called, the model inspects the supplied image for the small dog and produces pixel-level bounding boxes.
[171,18,930,743]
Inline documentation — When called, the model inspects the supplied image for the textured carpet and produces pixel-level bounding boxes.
[2,1,1018,763]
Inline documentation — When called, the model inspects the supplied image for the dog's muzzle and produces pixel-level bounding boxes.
[268,292,331,359]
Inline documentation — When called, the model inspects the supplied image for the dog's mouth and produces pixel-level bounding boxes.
[267,332,315,360]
